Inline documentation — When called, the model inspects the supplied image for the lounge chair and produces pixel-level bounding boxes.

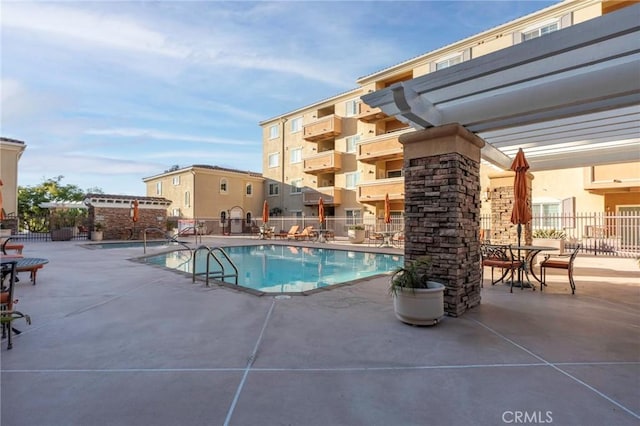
[279,225,299,239]
[1,238,24,255]
[293,226,314,241]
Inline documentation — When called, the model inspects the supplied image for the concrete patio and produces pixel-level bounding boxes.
[1,238,638,426]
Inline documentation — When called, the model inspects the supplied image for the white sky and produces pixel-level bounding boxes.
[1,0,556,195]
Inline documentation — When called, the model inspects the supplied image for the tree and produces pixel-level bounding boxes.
[17,176,103,232]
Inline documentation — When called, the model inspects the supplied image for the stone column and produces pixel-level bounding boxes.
[487,172,534,245]
[399,123,484,317]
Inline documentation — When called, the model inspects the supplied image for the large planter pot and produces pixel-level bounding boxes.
[90,231,104,241]
[347,229,365,244]
[392,281,446,326]
[50,228,74,241]
[533,238,565,254]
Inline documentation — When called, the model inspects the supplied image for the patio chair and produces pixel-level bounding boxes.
[1,261,31,350]
[293,226,314,241]
[280,225,300,239]
[366,230,383,246]
[392,231,405,247]
[480,244,523,293]
[1,238,24,256]
[539,244,581,294]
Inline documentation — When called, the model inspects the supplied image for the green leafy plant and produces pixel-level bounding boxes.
[348,225,365,230]
[533,229,566,239]
[93,222,104,232]
[389,256,434,295]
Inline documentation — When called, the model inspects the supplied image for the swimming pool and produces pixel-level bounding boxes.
[141,245,404,294]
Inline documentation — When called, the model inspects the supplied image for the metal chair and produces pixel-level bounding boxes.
[539,244,581,294]
[480,244,523,293]
[1,261,32,349]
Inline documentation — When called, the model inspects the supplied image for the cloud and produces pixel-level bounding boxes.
[85,128,260,146]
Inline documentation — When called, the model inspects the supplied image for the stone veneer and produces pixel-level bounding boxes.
[487,172,534,246]
[399,124,484,317]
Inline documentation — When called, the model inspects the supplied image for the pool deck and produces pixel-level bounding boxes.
[1,237,639,426]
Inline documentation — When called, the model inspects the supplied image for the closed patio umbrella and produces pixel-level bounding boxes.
[262,200,269,226]
[318,197,325,229]
[0,179,4,220]
[510,148,532,248]
[132,200,139,223]
[384,193,391,230]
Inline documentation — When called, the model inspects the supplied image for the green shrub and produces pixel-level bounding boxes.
[532,229,566,239]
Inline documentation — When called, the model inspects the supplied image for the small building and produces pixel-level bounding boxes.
[142,165,264,234]
[0,137,27,231]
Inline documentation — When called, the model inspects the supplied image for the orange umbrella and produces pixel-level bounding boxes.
[132,200,139,223]
[0,179,4,220]
[262,200,269,225]
[384,193,391,224]
[318,197,325,229]
[510,148,532,246]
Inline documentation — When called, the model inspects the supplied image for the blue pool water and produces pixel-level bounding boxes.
[141,245,404,293]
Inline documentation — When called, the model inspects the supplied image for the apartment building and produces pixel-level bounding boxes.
[260,0,639,227]
[143,165,264,233]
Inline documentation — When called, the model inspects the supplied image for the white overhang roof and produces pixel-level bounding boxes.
[361,4,640,172]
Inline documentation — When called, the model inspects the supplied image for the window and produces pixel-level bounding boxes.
[220,178,228,193]
[171,208,180,217]
[522,21,559,41]
[246,184,253,196]
[346,135,360,153]
[345,99,358,117]
[532,201,561,229]
[172,176,180,185]
[290,117,302,133]
[291,210,303,218]
[290,179,303,194]
[387,169,403,178]
[345,172,360,189]
[155,182,162,195]
[268,152,280,168]
[220,211,226,222]
[246,212,252,224]
[345,209,362,225]
[436,54,462,71]
[268,183,279,196]
[269,124,279,139]
[290,147,302,164]
[184,191,190,207]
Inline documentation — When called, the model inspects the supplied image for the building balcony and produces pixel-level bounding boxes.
[357,177,405,203]
[302,187,343,206]
[303,150,344,174]
[356,102,387,123]
[356,130,410,163]
[303,114,342,142]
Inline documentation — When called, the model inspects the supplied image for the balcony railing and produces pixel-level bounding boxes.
[356,102,387,123]
[357,177,404,203]
[302,187,343,205]
[356,130,410,163]
[303,114,342,142]
[303,150,343,174]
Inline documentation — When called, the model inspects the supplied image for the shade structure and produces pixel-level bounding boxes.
[132,200,139,223]
[384,193,391,224]
[510,148,532,246]
[318,197,325,229]
[262,200,269,225]
[0,179,4,220]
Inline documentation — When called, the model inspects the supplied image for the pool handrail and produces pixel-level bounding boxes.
[192,245,238,286]
[143,227,192,254]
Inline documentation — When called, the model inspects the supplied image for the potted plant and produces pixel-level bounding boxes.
[49,209,76,241]
[533,229,566,254]
[91,222,104,241]
[389,256,446,326]
[347,225,366,244]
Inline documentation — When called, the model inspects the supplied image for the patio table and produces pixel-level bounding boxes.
[13,258,49,285]
[512,245,557,287]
